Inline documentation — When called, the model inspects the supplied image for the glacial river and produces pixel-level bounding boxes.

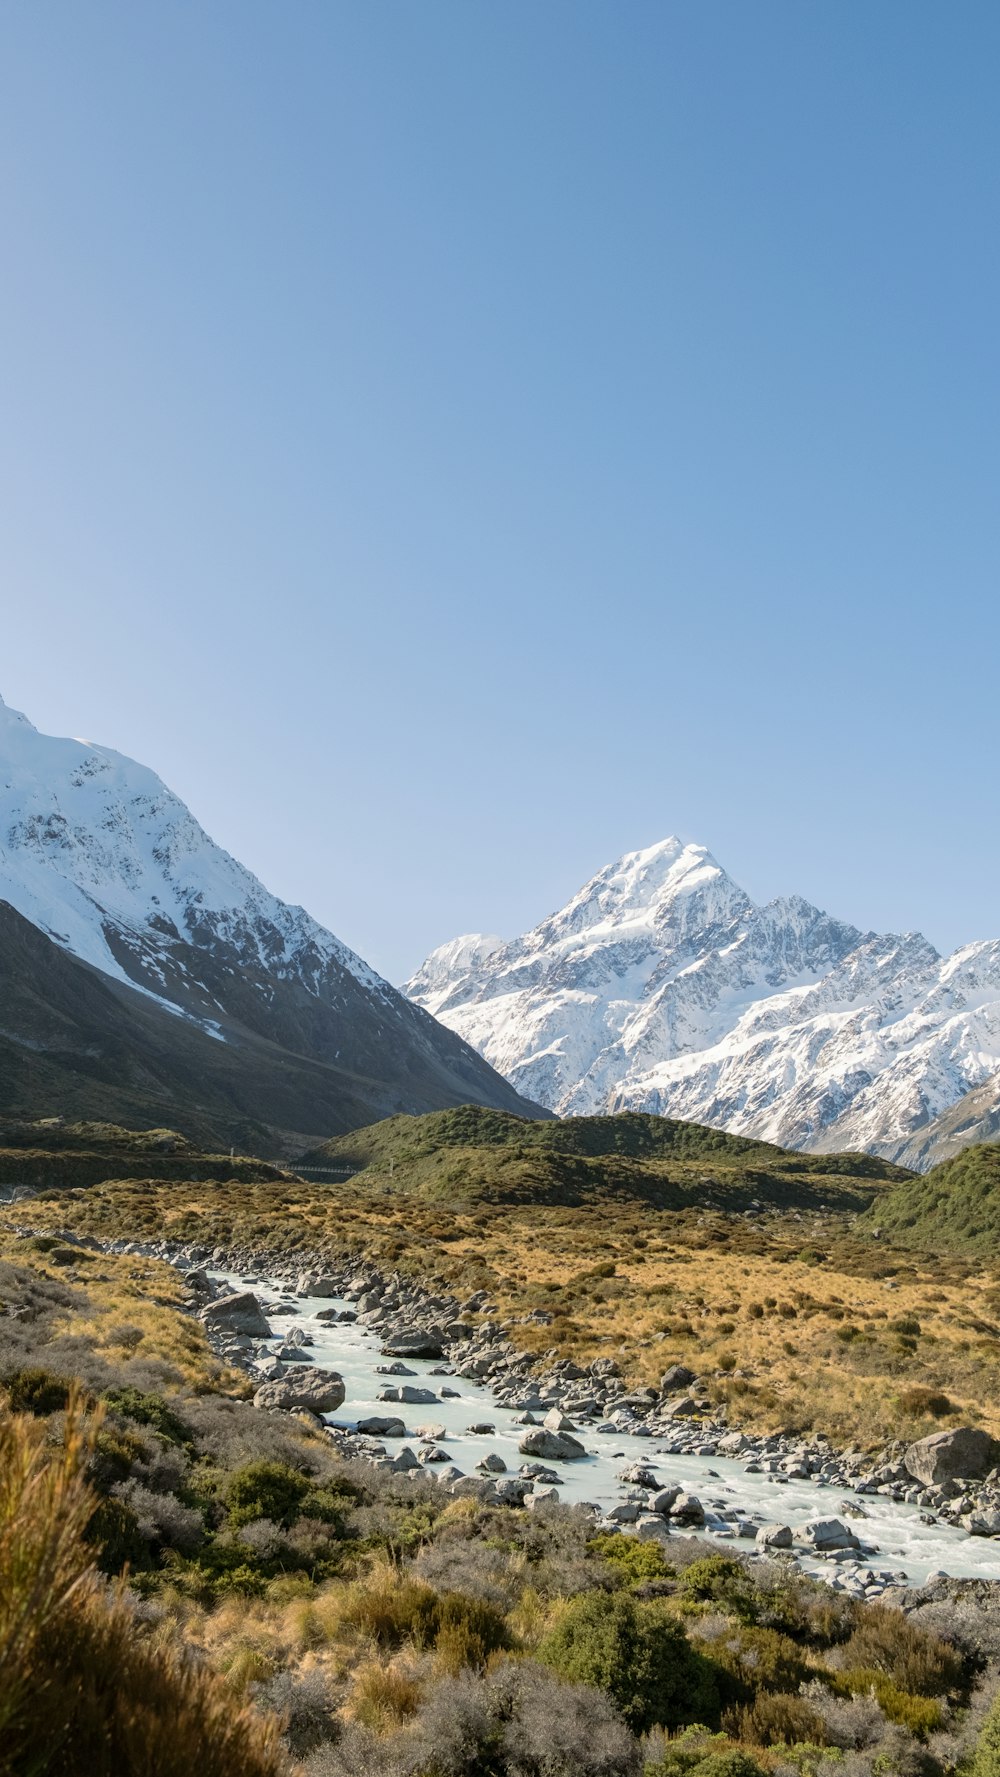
[216,1270,1000,1592]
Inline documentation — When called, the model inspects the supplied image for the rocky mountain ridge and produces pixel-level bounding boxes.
[406,837,1000,1167]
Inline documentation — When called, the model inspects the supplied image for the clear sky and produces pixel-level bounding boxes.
[1,2,997,982]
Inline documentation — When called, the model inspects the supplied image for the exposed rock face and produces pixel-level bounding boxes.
[200,1291,272,1338]
[252,1369,345,1414]
[904,1427,1000,1486]
[518,1428,587,1461]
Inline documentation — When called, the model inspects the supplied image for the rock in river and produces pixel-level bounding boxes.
[201,1292,272,1338]
[253,1369,346,1414]
[518,1428,587,1461]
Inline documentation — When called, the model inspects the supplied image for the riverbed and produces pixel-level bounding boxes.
[215,1268,1000,1593]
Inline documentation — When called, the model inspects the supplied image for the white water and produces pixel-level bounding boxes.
[216,1271,1000,1591]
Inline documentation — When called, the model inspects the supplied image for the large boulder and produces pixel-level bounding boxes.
[381,1331,445,1360]
[253,1369,345,1414]
[660,1364,698,1393]
[357,1415,407,1437]
[669,1492,705,1526]
[518,1428,587,1461]
[756,1523,793,1550]
[297,1273,340,1297]
[201,1292,272,1338]
[904,1427,1000,1487]
[377,1384,438,1405]
[798,1517,860,1552]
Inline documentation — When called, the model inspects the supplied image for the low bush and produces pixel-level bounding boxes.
[681,1556,758,1623]
[836,1669,943,1737]
[838,1602,963,1696]
[3,1365,74,1415]
[725,1690,829,1746]
[700,1620,811,1704]
[226,1460,311,1530]
[973,1690,1000,1777]
[539,1590,719,1733]
[103,1385,193,1446]
[898,1386,954,1418]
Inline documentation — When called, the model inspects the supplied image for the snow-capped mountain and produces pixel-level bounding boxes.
[405,837,1000,1166]
[0,694,540,1147]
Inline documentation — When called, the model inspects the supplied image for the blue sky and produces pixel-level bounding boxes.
[1,2,997,981]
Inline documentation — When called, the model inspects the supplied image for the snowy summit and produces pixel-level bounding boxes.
[405,837,1000,1166]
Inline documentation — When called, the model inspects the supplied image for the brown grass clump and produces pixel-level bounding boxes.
[346,1658,422,1730]
[0,1402,284,1777]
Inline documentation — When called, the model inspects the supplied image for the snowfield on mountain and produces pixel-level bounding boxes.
[406,837,1000,1166]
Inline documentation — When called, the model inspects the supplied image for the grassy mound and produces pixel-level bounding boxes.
[866,1141,1000,1255]
[302,1106,909,1216]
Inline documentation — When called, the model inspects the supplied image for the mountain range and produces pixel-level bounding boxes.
[405,837,1000,1168]
[0,695,540,1152]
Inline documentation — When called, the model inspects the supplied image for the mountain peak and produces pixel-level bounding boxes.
[406,838,1000,1166]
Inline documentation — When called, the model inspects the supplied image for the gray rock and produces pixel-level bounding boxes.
[798,1517,860,1552]
[648,1486,681,1515]
[252,1368,345,1414]
[518,1428,587,1461]
[297,1273,340,1297]
[635,1513,672,1542]
[756,1523,793,1550]
[660,1364,698,1393]
[670,1492,705,1526]
[477,1453,508,1474]
[376,1384,439,1405]
[543,1408,577,1432]
[357,1415,407,1438]
[201,1291,272,1338]
[382,1331,445,1359]
[904,1428,1000,1487]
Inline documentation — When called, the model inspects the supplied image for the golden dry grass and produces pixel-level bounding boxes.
[7,1172,1000,1449]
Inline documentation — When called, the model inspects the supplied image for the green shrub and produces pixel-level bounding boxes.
[225,1460,310,1530]
[898,1386,954,1418]
[644,1727,766,1777]
[433,1592,511,1671]
[589,1532,673,1586]
[837,1669,942,1737]
[539,1591,719,1733]
[4,1367,73,1415]
[725,1691,829,1746]
[973,1690,1000,1777]
[102,1386,193,1447]
[681,1556,757,1622]
[839,1603,962,1696]
[705,1624,810,1702]
[84,1494,150,1574]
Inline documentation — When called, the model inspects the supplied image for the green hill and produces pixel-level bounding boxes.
[866,1139,1000,1255]
[305,1105,909,1214]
